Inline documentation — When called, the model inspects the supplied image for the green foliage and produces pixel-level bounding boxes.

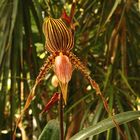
[70,111,140,140]
[38,119,60,140]
[0,0,140,140]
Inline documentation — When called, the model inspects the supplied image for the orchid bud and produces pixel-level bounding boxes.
[51,75,59,87]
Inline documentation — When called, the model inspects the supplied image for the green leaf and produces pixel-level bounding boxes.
[119,70,137,96]
[104,0,121,25]
[38,119,64,140]
[70,111,140,140]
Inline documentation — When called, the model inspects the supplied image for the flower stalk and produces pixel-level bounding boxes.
[59,92,64,140]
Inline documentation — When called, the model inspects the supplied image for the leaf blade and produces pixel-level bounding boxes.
[70,111,140,140]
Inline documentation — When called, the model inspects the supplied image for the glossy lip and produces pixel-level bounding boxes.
[54,53,72,104]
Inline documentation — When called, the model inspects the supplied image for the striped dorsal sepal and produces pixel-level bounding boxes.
[43,17,74,53]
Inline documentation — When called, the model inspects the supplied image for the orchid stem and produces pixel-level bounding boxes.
[59,92,64,140]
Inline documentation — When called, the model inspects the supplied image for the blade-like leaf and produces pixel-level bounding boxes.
[70,111,140,140]
[104,0,121,25]
[38,119,65,140]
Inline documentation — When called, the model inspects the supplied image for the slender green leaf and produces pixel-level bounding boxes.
[104,0,121,25]
[70,111,140,140]
[38,119,65,140]
[119,70,137,96]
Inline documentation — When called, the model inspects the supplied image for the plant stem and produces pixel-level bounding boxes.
[59,92,64,140]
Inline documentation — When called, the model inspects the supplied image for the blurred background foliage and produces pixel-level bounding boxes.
[0,0,140,140]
